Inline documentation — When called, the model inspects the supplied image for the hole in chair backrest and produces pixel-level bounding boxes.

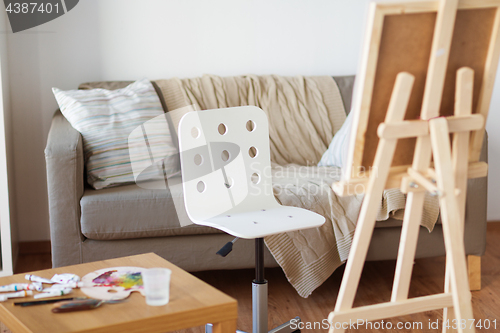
[221,150,230,162]
[197,181,206,193]
[218,123,227,135]
[194,154,203,166]
[249,147,257,158]
[246,120,255,132]
[251,173,260,184]
[225,177,234,188]
[191,127,200,138]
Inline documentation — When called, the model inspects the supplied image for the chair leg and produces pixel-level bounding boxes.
[205,323,246,333]
[212,320,238,333]
[467,255,481,291]
[206,238,302,333]
[250,277,300,333]
[267,317,301,333]
[253,280,268,333]
[253,238,301,333]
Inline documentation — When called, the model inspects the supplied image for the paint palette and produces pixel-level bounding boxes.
[80,266,145,300]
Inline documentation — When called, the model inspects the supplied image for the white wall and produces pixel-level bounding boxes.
[0,2,15,275]
[5,0,500,241]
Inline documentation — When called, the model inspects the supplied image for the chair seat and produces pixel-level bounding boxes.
[80,177,223,240]
[193,206,325,239]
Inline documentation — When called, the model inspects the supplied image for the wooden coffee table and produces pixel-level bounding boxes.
[0,253,237,333]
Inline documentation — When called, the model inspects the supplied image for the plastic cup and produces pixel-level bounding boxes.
[142,268,172,306]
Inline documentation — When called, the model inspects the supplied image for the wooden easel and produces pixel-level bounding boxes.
[328,1,500,333]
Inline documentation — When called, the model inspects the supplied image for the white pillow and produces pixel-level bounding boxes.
[53,79,179,189]
[318,111,353,171]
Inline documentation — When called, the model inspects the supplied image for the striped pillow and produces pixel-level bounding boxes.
[53,79,179,189]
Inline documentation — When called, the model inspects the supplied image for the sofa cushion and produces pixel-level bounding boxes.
[53,79,179,190]
[80,176,222,240]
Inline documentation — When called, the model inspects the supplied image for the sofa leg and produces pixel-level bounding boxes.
[467,255,481,291]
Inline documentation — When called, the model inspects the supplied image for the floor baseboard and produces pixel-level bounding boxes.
[18,241,51,255]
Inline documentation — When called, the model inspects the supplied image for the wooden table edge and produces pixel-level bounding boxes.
[0,253,239,333]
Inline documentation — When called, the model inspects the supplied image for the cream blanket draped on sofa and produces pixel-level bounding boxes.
[156,74,439,297]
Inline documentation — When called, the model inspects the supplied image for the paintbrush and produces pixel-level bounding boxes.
[14,297,86,307]
[51,298,128,313]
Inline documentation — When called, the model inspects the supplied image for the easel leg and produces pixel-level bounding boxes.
[430,118,474,333]
[467,255,481,291]
[443,67,474,333]
[443,264,457,333]
[329,73,415,333]
[391,191,426,301]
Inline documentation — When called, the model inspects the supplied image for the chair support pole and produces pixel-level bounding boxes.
[255,238,265,283]
[253,238,268,333]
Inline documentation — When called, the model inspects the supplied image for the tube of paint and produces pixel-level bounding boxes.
[29,282,43,291]
[17,284,42,291]
[0,290,33,300]
[25,274,54,284]
[51,274,80,284]
[0,283,42,292]
[44,282,86,291]
[34,288,72,299]
[0,283,29,292]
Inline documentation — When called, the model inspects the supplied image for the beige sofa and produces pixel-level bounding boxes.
[45,76,487,283]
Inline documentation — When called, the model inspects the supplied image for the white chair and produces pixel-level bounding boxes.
[179,106,325,333]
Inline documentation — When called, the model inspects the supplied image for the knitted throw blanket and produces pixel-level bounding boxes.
[155,74,439,297]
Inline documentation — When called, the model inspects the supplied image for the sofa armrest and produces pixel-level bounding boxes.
[464,131,488,256]
[44,110,85,267]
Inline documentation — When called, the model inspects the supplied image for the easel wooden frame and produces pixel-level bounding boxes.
[336,0,500,193]
[328,1,500,333]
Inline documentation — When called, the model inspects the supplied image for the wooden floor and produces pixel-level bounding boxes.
[6,222,500,333]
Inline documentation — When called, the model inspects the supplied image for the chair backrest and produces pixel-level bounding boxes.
[178,106,279,222]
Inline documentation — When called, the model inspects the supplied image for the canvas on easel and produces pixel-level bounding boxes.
[328,1,500,333]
